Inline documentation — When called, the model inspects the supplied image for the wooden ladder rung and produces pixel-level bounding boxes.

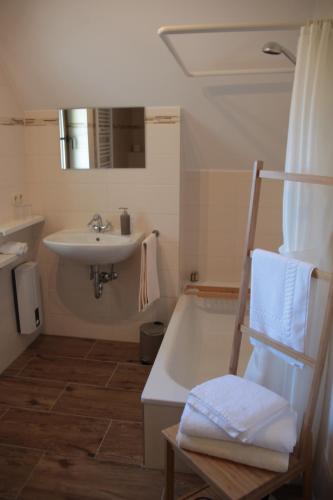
[311,268,332,280]
[260,169,333,186]
[248,251,332,281]
[240,325,316,367]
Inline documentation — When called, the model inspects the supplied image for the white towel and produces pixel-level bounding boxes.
[180,403,297,453]
[138,233,160,312]
[0,241,28,256]
[187,375,289,439]
[176,430,289,473]
[250,249,314,365]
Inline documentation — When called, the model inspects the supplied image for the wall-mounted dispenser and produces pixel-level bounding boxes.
[12,262,43,334]
[119,207,131,235]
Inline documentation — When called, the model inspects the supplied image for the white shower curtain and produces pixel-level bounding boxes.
[282,19,333,264]
[245,20,333,439]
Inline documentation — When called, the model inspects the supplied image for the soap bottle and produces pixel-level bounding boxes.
[119,207,131,235]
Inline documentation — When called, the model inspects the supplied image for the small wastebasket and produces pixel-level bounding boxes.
[140,321,165,365]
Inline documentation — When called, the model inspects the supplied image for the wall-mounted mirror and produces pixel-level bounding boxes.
[59,107,145,169]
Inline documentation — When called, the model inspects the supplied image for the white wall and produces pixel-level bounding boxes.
[0,0,312,171]
[313,0,333,17]
[0,64,39,372]
[0,67,24,221]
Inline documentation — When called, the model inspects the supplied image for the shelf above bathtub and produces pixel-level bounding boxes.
[184,284,242,299]
[0,253,17,269]
[0,215,44,237]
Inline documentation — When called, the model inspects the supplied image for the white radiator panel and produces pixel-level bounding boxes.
[13,262,43,335]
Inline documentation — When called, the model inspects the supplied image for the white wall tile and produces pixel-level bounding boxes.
[145,155,180,185]
[22,108,282,343]
[24,106,181,340]
[145,107,180,119]
[181,170,283,285]
[0,72,37,372]
[158,265,180,298]
[133,212,180,243]
[146,123,180,158]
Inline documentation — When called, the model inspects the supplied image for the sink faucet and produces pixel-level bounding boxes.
[87,214,112,233]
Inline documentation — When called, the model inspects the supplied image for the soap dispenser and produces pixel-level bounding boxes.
[119,207,131,235]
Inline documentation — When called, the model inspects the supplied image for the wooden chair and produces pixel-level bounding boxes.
[163,161,333,500]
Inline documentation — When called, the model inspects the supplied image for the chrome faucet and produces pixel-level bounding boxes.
[87,213,112,233]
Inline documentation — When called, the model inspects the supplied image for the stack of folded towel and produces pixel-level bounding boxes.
[177,374,297,472]
[0,241,28,256]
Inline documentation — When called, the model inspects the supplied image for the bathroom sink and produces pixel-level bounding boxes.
[43,229,144,265]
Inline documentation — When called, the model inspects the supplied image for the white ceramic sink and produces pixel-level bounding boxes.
[43,229,144,265]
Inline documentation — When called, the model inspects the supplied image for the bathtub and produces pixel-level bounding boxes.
[141,292,253,470]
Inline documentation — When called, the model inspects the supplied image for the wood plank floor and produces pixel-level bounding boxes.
[0,335,201,499]
[0,335,299,499]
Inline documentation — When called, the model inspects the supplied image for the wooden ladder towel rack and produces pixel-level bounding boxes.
[163,160,333,500]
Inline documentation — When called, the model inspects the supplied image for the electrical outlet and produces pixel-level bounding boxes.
[11,193,23,206]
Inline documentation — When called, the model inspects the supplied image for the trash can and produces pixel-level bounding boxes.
[140,321,165,365]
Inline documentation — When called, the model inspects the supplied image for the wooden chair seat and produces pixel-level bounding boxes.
[178,485,222,500]
[163,424,305,500]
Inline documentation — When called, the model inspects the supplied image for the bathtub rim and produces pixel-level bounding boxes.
[141,291,240,407]
[141,294,190,407]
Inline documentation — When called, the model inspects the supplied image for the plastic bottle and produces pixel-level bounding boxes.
[119,207,131,235]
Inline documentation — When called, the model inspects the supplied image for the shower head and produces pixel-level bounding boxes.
[262,41,296,65]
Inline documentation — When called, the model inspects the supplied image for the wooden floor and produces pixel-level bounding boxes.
[0,335,202,500]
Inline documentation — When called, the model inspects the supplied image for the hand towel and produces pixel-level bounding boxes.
[0,241,28,256]
[180,403,297,453]
[138,233,160,312]
[176,430,289,473]
[187,375,289,439]
[250,249,314,365]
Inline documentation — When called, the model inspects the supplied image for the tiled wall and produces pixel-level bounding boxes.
[181,169,283,284]
[0,66,40,371]
[24,107,181,341]
[23,105,283,341]
[0,76,26,220]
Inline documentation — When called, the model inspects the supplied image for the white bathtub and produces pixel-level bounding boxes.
[142,293,252,470]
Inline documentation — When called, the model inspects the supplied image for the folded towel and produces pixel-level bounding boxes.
[250,249,314,365]
[180,403,297,453]
[176,430,289,473]
[187,375,288,439]
[0,241,28,256]
[138,233,160,312]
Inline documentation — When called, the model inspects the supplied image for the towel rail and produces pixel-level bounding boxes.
[184,284,240,299]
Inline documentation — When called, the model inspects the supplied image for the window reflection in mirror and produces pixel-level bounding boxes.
[59,107,145,169]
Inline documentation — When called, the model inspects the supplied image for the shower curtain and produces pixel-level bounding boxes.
[245,20,333,441]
